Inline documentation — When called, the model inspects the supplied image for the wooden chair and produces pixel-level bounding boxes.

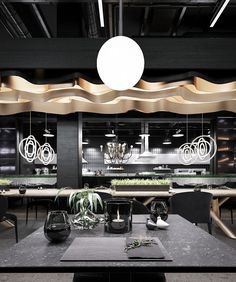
[219,182,236,224]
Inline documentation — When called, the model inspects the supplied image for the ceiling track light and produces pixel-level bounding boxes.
[163,138,172,145]
[98,0,104,27]
[105,129,116,138]
[135,139,142,145]
[210,0,230,28]
[82,139,89,145]
[173,129,184,138]
[43,129,54,138]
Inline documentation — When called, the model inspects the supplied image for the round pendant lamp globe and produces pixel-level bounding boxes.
[97,36,145,91]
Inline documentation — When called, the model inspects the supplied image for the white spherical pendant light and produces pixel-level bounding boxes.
[97,36,145,91]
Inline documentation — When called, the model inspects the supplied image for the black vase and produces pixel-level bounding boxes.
[150,201,168,222]
[44,210,71,243]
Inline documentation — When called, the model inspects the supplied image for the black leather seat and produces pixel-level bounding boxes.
[170,191,212,234]
[0,195,18,243]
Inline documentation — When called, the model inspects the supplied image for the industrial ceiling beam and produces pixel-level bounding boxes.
[0,38,236,69]
[171,6,187,36]
[0,2,31,38]
[31,3,52,37]
[140,7,151,36]
[0,0,224,5]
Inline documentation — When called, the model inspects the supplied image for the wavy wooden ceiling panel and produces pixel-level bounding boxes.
[0,75,236,115]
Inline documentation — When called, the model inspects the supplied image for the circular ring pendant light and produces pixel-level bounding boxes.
[37,143,55,166]
[96,0,144,91]
[19,135,40,163]
[38,113,55,165]
[178,114,217,165]
[18,112,40,163]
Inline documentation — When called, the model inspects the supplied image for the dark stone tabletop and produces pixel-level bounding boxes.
[1,215,236,273]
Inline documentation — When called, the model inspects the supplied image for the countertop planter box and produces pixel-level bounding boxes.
[115,185,169,192]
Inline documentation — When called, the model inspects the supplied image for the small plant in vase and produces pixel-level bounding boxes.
[56,189,103,230]
[0,179,11,192]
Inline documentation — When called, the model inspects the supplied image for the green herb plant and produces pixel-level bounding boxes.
[0,179,11,186]
[111,178,170,186]
[125,239,157,252]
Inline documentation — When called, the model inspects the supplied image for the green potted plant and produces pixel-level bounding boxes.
[56,189,103,230]
[111,178,170,191]
[0,179,11,191]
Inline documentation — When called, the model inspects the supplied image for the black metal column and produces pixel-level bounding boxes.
[57,113,82,188]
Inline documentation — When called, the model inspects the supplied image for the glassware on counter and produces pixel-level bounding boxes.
[44,210,71,242]
[150,200,168,222]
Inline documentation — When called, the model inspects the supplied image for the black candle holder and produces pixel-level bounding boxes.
[104,199,132,234]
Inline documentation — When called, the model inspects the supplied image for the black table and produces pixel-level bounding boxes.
[0,215,236,273]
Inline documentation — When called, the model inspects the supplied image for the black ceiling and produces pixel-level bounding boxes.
[0,0,235,39]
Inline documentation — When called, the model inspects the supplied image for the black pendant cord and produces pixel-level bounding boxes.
[119,0,123,36]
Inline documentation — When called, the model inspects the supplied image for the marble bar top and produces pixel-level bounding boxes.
[0,215,236,273]
[2,188,236,198]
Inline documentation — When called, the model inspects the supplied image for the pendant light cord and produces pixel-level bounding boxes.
[45,113,47,143]
[202,113,204,136]
[186,114,188,143]
[29,111,32,136]
[119,0,123,36]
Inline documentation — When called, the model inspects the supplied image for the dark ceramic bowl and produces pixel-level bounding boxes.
[19,188,26,194]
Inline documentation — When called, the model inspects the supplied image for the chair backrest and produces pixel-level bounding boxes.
[95,191,113,214]
[0,196,8,220]
[224,182,236,188]
[170,191,212,224]
[131,200,150,214]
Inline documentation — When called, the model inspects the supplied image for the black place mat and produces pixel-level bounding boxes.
[60,237,172,262]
